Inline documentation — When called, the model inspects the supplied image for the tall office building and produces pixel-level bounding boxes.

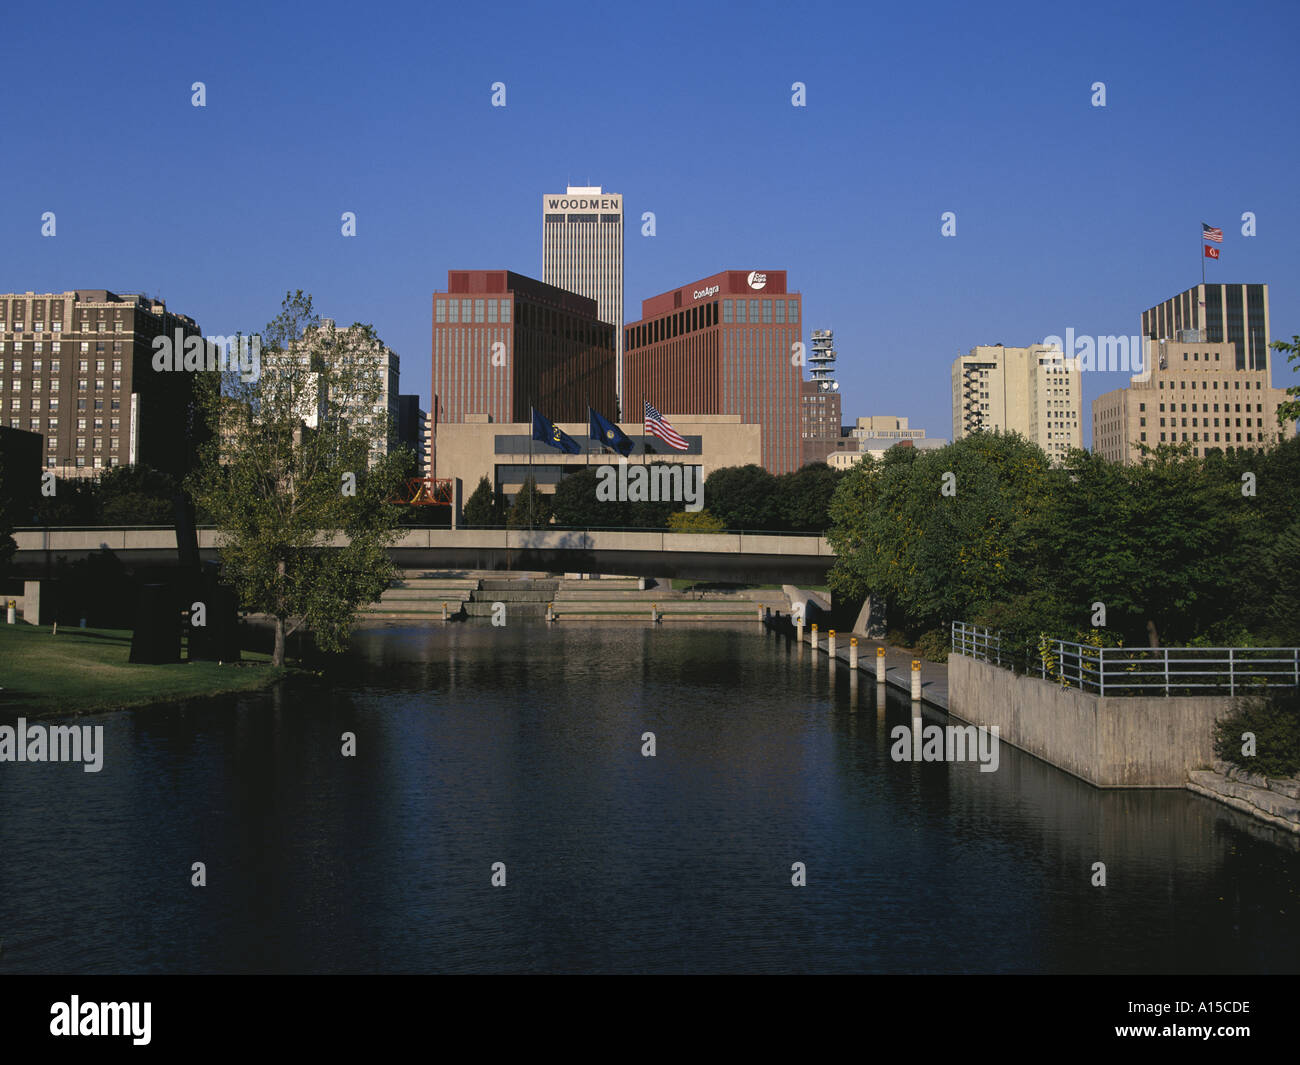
[951,343,1081,464]
[542,186,624,413]
[1141,283,1270,371]
[1092,338,1294,464]
[0,289,210,479]
[432,270,616,426]
[623,269,803,474]
[800,329,841,466]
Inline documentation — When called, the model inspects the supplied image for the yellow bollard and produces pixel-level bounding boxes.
[810,623,819,653]
[876,645,886,683]
[828,629,837,658]
[911,659,922,702]
[850,637,859,670]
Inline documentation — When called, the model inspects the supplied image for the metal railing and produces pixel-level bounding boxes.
[951,621,1300,696]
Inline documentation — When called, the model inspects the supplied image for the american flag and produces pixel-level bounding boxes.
[643,401,688,450]
[1202,222,1223,244]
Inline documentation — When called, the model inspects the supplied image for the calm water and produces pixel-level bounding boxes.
[1,623,1297,974]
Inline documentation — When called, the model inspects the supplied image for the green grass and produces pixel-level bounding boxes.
[0,624,285,716]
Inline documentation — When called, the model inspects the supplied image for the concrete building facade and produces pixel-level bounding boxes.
[0,289,209,479]
[436,413,761,505]
[542,186,624,413]
[1092,338,1295,463]
[952,343,1081,464]
[623,269,802,475]
[432,270,616,428]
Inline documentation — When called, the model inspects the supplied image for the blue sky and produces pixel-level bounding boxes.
[4,0,1298,447]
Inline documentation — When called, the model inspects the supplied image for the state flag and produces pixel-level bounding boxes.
[531,408,581,454]
[1204,244,1220,260]
[589,406,633,456]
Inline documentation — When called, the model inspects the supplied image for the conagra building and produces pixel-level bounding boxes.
[623,270,803,474]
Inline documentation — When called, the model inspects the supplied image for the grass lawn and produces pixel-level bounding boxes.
[0,624,285,716]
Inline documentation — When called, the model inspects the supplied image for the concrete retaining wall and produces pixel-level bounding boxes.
[948,653,1243,788]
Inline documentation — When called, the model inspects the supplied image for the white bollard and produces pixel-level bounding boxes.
[796,618,805,644]
[876,646,887,684]
[828,629,837,659]
[810,624,819,653]
[6,600,14,625]
[442,602,448,621]
[911,659,922,702]
[651,603,658,623]
[850,637,859,670]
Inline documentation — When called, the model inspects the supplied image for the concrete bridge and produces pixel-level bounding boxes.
[10,526,837,585]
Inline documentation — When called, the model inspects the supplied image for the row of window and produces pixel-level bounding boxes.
[0,320,125,333]
[7,380,122,392]
[6,359,121,374]
[434,298,515,325]
[1156,417,1258,428]
[3,342,125,354]
[7,398,120,413]
[1157,378,1261,389]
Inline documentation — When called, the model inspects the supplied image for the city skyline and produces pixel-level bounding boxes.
[3,0,1297,452]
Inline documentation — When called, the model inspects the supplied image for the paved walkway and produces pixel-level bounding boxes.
[766,618,949,710]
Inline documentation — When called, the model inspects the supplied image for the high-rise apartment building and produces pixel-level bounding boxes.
[1141,283,1270,371]
[432,270,616,426]
[1092,338,1295,463]
[542,186,624,412]
[0,289,210,479]
[622,269,803,474]
[951,343,1082,464]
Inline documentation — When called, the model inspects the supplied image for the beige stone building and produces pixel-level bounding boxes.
[1092,339,1295,463]
[436,412,761,505]
[951,343,1081,464]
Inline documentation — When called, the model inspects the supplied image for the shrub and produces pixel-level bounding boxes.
[1213,688,1300,778]
[916,628,949,663]
[667,509,725,533]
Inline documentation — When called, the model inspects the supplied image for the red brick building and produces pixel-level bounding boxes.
[622,270,802,474]
[432,270,616,425]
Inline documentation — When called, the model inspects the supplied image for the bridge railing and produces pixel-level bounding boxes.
[951,621,1300,696]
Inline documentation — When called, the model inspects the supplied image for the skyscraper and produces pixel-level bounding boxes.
[800,329,841,466]
[623,269,803,474]
[542,185,624,413]
[431,270,616,426]
[1141,283,1270,371]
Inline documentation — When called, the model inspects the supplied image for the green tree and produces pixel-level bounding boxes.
[705,464,778,530]
[96,465,178,526]
[188,291,409,667]
[827,433,1051,638]
[777,462,843,531]
[1273,335,1300,427]
[507,474,552,528]
[551,466,611,526]
[464,475,505,526]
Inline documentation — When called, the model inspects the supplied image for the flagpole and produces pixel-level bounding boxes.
[641,391,646,466]
[1201,223,1206,287]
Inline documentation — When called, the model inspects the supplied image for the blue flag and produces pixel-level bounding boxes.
[588,406,633,457]
[531,408,581,454]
